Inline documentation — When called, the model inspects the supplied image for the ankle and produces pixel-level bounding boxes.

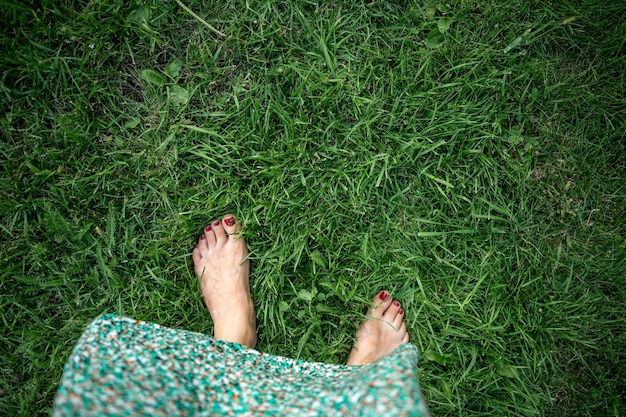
[214,325,257,348]
[212,305,257,348]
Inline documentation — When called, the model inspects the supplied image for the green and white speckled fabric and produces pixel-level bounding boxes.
[54,314,430,416]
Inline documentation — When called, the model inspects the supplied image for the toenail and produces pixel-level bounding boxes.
[393,301,400,307]
[200,234,206,240]
[380,291,388,300]
[205,225,211,232]
[213,220,220,226]
[399,308,404,315]
[224,216,235,226]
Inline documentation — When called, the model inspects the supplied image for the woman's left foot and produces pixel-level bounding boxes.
[192,215,257,348]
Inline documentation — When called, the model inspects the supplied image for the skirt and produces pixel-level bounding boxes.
[54,314,430,416]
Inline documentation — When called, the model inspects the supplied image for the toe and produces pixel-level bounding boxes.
[393,306,405,328]
[211,218,226,245]
[384,300,401,323]
[192,245,202,265]
[398,321,407,336]
[192,245,206,277]
[204,224,216,248]
[197,231,209,253]
[222,214,241,239]
[370,290,393,319]
[401,332,409,344]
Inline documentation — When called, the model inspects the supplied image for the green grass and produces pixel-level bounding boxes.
[1,0,625,415]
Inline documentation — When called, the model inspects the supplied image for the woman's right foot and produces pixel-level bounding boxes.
[346,291,409,366]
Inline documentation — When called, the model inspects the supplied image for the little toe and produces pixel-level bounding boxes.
[192,245,207,278]
[370,290,393,319]
[398,321,407,336]
[211,218,226,245]
[401,332,409,344]
[192,245,202,265]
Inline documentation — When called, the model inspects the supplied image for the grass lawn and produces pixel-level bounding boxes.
[1,0,625,415]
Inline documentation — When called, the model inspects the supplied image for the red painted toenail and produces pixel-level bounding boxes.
[399,308,404,315]
[205,225,211,232]
[213,220,220,226]
[380,291,388,300]
[393,301,400,307]
[224,216,235,226]
[200,234,206,240]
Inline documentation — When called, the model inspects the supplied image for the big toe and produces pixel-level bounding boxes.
[222,214,242,238]
[370,290,393,319]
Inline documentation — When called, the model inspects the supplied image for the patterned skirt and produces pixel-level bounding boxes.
[54,314,430,416]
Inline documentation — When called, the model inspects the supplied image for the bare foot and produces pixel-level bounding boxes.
[192,215,257,348]
[346,291,409,365]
